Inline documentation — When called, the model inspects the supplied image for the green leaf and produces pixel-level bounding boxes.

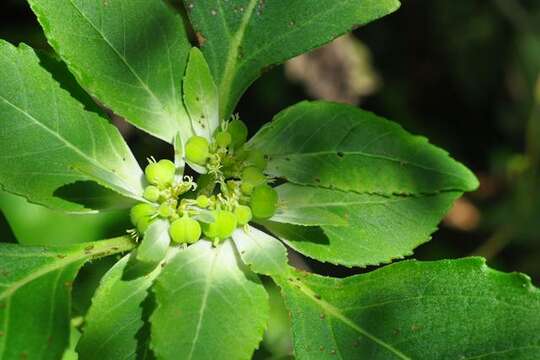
[274,258,540,359]
[0,237,135,360]
[61,323,81,360]
[271,185,349,227]
[232,226,288,276]
[173,133,186,179]
[183,47,220,139]
[183,0,400,118]
[36,50,103,115]
[0,40,143,212]
[265,184,461,267]
[124,220,171,280]
[28,0,192,143]
[77,253,164,360]
[151,240,268,360]
[250,101,478,195]
[0,190,128,246]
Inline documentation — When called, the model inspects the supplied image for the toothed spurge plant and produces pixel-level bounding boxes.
[1,1,540,359]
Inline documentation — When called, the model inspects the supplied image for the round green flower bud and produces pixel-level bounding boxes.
[169,216,201,244]
[242,166,266,187]
[159,159,176,174]
[186,136,210,165]
[130,203,155,232]
[250,184,278,219]
[145,159,176,186]
[240,181,254,195]
[196,195,210,208]
[158,203,173,218]
[235,148,249,162]
[203,210,238,241]
[215,131,232,148]
[228,119,248,149]
[234,205,252,225]
[137,217,153,233]
[247,150,267,170]
[143,185,160,202]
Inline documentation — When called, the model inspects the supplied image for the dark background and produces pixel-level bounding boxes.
[1,1,539,352]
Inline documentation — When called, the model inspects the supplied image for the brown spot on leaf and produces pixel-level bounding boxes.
[196,32,207,46]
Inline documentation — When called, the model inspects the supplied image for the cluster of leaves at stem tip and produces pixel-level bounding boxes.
[2,0,540,359]
[131,116,277,246]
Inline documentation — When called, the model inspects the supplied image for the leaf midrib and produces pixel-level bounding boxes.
[218,0,258,116]
[0,237,134,301]
[290,277,411,360]
[269,151,468,183]
[65,0,166,111]
[0,95,139,195]
[280,195,423,209]
[186,245,221,360]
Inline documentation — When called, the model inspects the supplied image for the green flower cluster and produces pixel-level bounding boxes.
[129,118,278,245]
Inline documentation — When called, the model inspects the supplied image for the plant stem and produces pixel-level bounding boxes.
[87,235,137,259]
[470,227,514,260]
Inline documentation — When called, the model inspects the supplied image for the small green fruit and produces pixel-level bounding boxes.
[242,166,266,186]
[143,185,160,202]
[158,203,173,218]
[130,203,155,232]
[145,159,175,186]
[186,136,210,165]
[235,205,252,225]
[169,216,201,244]
[196,195,210,208]
[215,131,232,148]
[228,119,248,148]
[136,217,152,233]
[203,210,238,241]
[250,184,278,219]
[240,181,254,195]
[247,150,267,170]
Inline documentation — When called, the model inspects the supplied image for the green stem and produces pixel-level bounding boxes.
[86,235,137,259]
[470,227,514,260]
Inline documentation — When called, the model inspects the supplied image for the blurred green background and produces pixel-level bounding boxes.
[1,1,539,358]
